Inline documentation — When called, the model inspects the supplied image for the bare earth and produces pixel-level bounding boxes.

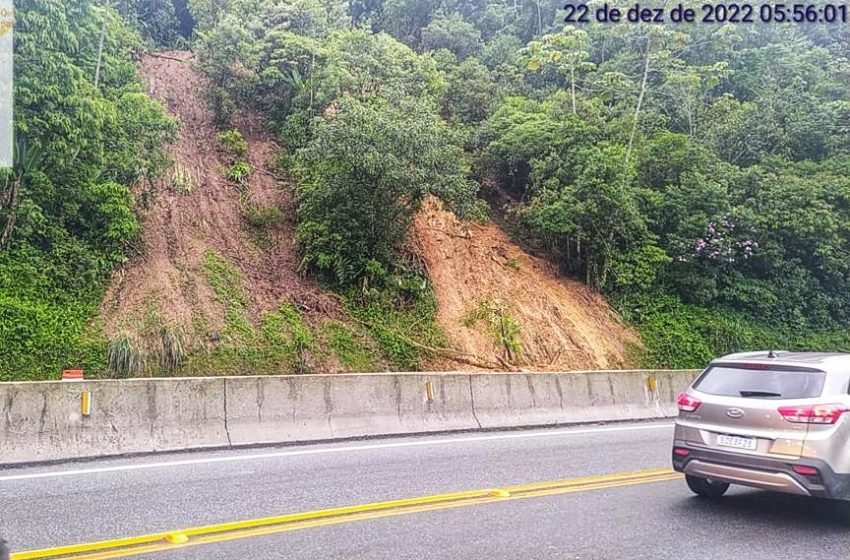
[100,50,636,371]
[412,197,638,371]
[98,51,335,344]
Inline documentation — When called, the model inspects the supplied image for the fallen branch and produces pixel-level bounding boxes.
[147,52,195,63]
[423,227,471,239]
[257,167,289,183]
[350,316,514,371]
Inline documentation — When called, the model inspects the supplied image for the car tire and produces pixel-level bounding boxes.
[686,475,730,498]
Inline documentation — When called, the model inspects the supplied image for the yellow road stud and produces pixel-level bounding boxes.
[165,533,189,545]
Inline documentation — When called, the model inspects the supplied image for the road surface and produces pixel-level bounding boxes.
[2,420,848,559]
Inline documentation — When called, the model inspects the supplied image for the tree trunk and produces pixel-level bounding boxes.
[570,64,577,115]
[0,171,22,250]
[536,1,543,35]
[309,51,315,115]
[627,34,653,163]
[94,0,111,89]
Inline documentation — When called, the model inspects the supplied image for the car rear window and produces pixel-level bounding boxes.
[693,364,826,399]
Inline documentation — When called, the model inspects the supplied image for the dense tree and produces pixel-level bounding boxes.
[1,0,176,377]
[294,96,479,285]
[10,0,850,375]
[420,11,482,60]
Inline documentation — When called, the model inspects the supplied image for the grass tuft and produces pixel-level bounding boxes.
[107,332,146,379]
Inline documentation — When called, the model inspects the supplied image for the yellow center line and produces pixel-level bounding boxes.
[12,468,682,560]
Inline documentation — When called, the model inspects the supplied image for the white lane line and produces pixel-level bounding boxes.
[0,423,673,483]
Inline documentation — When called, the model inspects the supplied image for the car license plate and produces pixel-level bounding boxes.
[717,434,757,450]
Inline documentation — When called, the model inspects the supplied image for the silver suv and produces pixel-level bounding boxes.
[672,351,850,502]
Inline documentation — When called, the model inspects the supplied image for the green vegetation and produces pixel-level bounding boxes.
[322,321,380,372]
[202,251,246,311]
[0,0,176,379]
[6,0,850,378]
[463,299,523,363]
[157,325,186,374]
[107,332,145,379]
[196,252,316,373]
[241,203,284,229]
[226,161,252,185]
[171,165,195,195]
[345,291,448,371]
[217,129,248,157]
[617,292,850,370]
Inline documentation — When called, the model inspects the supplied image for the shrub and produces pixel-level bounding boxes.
[158,326,185,374]
[218,129,248,157]
[615,291,850,369]
[107,332,146,378]
[242,203,284,229]
[171,165,195,194]
[227,161,251,185]
[463,298,522,363]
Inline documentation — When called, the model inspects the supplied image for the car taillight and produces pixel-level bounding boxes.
[677,392,701,412]
[792,465,820,476]
[777,404,848,424]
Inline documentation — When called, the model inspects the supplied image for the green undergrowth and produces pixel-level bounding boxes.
[616,291,850,370]
[343,290,448,371]
[462,298,522,364]
[176,251,444,375]
[4,246,448,379]
[320,321,381,372]
[0,249,109,381]
[0,294,107,381]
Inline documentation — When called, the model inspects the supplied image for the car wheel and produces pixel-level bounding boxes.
[686,475,729,498]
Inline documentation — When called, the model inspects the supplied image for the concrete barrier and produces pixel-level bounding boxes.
[0,370,698,466]
[469,370,695,429]
[0,378,228,465]
[225,373,479,446]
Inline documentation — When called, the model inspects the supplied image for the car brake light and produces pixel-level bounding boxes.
[677,393,701,412]
[739,363,771,370]
[673,448,690,457]
[777,404,848,424]
[792,465,819,476]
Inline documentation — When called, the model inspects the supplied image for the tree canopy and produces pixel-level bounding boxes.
[6,0,850,375]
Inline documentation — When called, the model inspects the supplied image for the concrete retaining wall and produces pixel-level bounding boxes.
[0,370,698,466]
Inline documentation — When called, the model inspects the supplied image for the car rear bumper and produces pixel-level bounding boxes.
[672,440,850,501]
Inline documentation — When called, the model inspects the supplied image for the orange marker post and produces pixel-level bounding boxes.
[61,369,85,382]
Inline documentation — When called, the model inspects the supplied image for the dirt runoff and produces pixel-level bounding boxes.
[98,51,336,343]
[412,197,638,371]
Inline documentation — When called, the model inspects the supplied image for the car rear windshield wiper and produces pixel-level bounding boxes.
[739,390,783,398]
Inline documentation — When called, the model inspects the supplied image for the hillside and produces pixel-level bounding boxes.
[414,197,636,370]
[99,52,337,346]
[94,51,635,374]
[10,1,850,379]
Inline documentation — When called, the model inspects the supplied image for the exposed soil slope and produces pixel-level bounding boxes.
[413,197,638,371]
[99,51,335,343]
[100,50,636,373]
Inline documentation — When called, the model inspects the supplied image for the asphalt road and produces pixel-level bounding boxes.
[2,420,849,559]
